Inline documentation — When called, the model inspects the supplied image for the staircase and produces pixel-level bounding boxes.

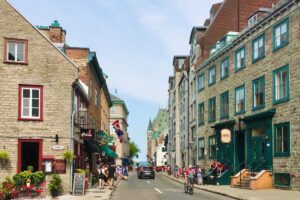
[231,169,273,190]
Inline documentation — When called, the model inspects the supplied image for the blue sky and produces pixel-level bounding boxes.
[10,0,221,161]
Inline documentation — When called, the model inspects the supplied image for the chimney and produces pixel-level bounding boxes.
[49,20,66,43]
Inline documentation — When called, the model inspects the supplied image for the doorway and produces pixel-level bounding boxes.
[18,139,42,172]
[235,131,245,172]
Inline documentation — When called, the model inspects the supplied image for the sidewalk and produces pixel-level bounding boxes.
[160,172,300,200]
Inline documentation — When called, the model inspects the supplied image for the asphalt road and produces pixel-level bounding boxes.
[111,173,234,200]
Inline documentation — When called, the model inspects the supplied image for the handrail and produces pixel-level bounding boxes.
[251,160,267,176]
[234,160,246,174]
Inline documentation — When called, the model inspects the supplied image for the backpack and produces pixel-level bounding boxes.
[188,170,194,179]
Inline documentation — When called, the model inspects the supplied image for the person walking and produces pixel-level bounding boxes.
[98,165,106,189]
[196,166,203,185]
[123,165,128,180]
[108,163,116,190]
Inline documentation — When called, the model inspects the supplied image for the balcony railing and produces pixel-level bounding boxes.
[75,108,89,129]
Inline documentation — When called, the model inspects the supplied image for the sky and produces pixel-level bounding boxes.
[9,0,221,161]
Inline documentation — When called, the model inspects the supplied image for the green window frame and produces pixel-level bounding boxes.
[209,135,216,159]
[208,97,216,123]
[235,46,246,72]
[274,173,291,187]
[273,18,289,51]
[198,102,205,126]
[197,73,205,92]
[220,57,229,80]
[273,65,290,104]
[252,76,265,111]
[208,66,216,86]
[252,33,265,63]
[198,138,205,159]
[274,122,290,157]
[235,84,245,115]
[220,91,229,119]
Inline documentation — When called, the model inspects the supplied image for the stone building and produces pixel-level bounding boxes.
[195,0,300,190]
[0,0,78,192]
[147,109,168,166]
[110,94,129,166]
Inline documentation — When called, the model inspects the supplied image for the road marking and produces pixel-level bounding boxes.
[147,181,150,184]
[154,188,162,194]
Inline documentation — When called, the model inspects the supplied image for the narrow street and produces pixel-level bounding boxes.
[111,173,233,200]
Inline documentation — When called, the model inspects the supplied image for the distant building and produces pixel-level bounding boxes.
[147,109,168,166]
[110,94,129,166]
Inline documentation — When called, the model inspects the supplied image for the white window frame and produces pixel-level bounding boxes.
[21,87,41,119]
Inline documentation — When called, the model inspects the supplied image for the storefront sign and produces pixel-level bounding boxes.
[73,173,85,195]
[52,145,65,151]
[42,155,54,174]
[221,129,231,143]
[53,159,66,173]
[81,128,94,139]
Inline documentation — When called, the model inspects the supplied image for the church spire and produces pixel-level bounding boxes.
[147,118,152,130]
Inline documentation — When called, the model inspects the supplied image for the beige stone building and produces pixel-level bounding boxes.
[110,94,129,166]
[0,0,78,192]
[195,0,300,190]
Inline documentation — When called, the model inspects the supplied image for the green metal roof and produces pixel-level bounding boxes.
[110,94,129,115]
[149,109,168,140]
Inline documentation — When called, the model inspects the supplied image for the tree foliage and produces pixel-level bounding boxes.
[128,141,140,159]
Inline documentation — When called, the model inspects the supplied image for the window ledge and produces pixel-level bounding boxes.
[235,111,246,116]
[273,97,289,105]
[4,61,28,65]
[235,66,246,73]
[252,55,265,64]
[18,117,43,121]
[273,42,289,52]
[198,88,204,93]
[252,105,265,112]
[208,82,216,87]
[274,153,290,157]
[220,74,229,81]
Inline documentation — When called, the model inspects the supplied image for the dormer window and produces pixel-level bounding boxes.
[248,14,257,27]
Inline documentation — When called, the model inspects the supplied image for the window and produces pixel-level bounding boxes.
[89,80,93,98]
[95,89,98,106]
[198,138,205,159]
[235,46,245,71]
[220,91,229,119]
[198,102,204,126]
[252,34,265,62]
[235,84,245,115]
[273,18,289,51]
[248,14,257,27]
[208,66,216,86]
[4,38,28,64]
[252,77,265,110]
[274,122,290,156]
[197,73,204,92]
[209,136,216,159]
[274,173,291,187]
[220,57,229,79]
[18,85,43,120]
[208,97,216,123]
[273,65,289,104]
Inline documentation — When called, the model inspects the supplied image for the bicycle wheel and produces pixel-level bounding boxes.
[190,187,193,195]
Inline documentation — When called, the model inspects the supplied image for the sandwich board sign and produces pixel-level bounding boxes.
[73,173,85,195]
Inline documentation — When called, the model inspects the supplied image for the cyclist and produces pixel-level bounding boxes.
[185,165,195,188]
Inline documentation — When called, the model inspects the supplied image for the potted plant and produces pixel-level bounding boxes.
[0,150,9,165]
[62,150,74,162]
[27,166,34,172]
[48,175,63,198]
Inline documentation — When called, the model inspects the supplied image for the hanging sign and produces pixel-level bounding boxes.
[221,129,231,143]
[52,145,65,150]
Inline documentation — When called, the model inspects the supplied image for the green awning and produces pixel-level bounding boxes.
[100,146,118,158]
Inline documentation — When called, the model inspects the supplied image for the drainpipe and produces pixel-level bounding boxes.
[70,85,77,194]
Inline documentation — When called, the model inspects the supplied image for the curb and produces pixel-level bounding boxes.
[160,173,248,200]
[109,178,122,199]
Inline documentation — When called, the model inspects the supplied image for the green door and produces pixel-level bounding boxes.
[251,136,267,171]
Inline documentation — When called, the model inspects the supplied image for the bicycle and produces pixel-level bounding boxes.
[184,177,194,195]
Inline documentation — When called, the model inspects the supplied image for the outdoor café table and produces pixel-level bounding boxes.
[21,185,34,198]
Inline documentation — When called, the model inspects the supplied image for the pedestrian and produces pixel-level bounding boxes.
[108,163,116,190]
[196,166,203,185]
[98,165,106,189]
[123,165,128,180]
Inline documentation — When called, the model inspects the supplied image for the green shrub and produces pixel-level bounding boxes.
[48,175,63,197]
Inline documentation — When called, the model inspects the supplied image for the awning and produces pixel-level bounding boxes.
[84,140,101,153]
[100,145,118,158]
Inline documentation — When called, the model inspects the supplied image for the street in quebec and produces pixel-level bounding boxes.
[1,0,300,200]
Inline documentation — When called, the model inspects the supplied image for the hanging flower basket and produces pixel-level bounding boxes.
[62,150,74,162]
[0,150,10,165]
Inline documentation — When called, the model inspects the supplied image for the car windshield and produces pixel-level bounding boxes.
[143,167,152,171]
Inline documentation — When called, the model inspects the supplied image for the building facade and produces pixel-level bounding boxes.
[110,94,129,166]
[195,0,300,190]
[0,0,78,192]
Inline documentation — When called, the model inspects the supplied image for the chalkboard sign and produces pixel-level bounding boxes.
[73,173,85,195]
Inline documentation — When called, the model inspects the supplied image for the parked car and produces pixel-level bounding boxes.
[138,166,155,179]
[155,166,162,172]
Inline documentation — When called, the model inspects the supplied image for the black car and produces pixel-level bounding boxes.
[138,166,155,179]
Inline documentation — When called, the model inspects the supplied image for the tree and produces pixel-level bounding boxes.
[128,141,140,159]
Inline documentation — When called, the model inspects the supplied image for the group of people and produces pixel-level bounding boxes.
[173,165,204,185]
[172,161,226,185]
[98,163,129,190]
